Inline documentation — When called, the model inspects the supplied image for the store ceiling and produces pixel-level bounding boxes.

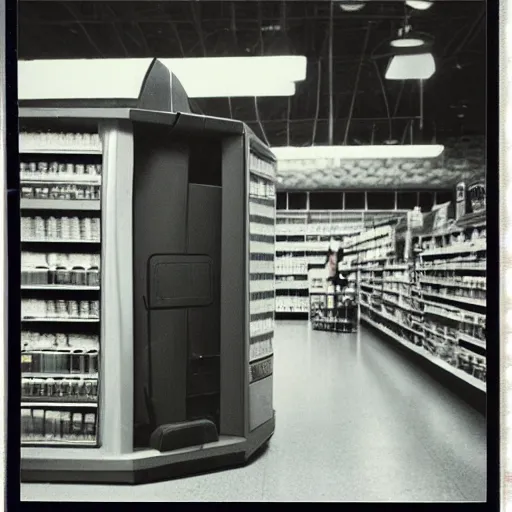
[18,1,486,147]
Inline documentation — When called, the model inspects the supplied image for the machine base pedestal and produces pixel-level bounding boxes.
[21,415,275,485]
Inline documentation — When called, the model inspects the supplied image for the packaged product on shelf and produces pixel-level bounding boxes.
[21,217,33,240]
[32,409,44,440]
[56,299,68,318]
[85,165,96,177]
[70,353,81,375]
[89,301,100,318]
[42,351,57,374]
[56,352,72,374]
[55,265,69,285]
[91,378,98,397]
[67,300,78,318]
[21,409,33,440]
[59,378,70,398]
[47,377,57,397]
[52,411,63,440]
[84,413,96,441]
[70,217,81,240]
[71,412,83,441]
[61,411,72,440]
[79,300,90,319]
[44,410,55,439]
[60,216,71,241]
[88,352,99,375]
[70,378,81,397]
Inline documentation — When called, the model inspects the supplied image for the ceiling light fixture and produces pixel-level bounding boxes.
[390,37,425,48]
[271,144,444,160]
[389,27,433,53]
[161,56,307,84]
[385,53,436,80]
[338,1,366,12]
[406,1,433,10]
[18,57,307,100]
[183,80,296,98]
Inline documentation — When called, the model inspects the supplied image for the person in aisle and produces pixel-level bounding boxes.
[324,238,348,315]
[324,238,348,287]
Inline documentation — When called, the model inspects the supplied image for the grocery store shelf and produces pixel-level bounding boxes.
[385,264,408,271]
[21,285,100,291]
[21,439,97,447]
[275,311,308,319]
[382,297,420,314]
[420,277,486,290]
[275,281,308,290]
[458,332,486,349]
[362,303,422,337]
[21,317,100,323]
[20,174,101,185]
[21,199,101,211]
[423,325,456,343]
[422,291,486,308]
[21,401,97,407]
[19,146,102,155]
[360,314,486,392]
[417,263,486,272]
[360,282,381,291]
[21,239,100,244]
[420,241,486,257]
[22,373,99,379]
[22,347,99,354]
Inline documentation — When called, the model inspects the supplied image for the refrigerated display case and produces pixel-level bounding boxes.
[18,58,276,483]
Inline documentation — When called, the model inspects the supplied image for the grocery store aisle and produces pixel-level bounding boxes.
[21,321,486,502]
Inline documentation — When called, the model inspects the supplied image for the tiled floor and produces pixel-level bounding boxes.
[21,321,487,502]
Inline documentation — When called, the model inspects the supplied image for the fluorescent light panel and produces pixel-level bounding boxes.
[339,2,366,12]
[385,53,436,80]
[390,38,425,48]
[161,56,307,83]
[18,59,154,100]
[18,56,307,100]
[184,79,295,98]
[271,145,445,160]
[406,1,433,10]
[163,56,306,97]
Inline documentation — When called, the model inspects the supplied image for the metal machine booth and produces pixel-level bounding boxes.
[18,58,276,483]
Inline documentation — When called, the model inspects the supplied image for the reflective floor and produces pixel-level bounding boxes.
[21,321,487,502]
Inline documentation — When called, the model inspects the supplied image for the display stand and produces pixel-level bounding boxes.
[309,293,358,333]
[308,268,358,333]
[18,58,276,484]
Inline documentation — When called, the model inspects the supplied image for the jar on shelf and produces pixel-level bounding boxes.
[88,351,99,375]
[55,265,70,286]
[70,216,81,241]
[56,299,68,318]
[68,300,79,318]
[71,266,87,286]
[87,266,100,287]
[79,301,90,319]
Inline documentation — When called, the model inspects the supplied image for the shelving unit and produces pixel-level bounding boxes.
[275,209,408,317]
[415,217,486,382]
[18,58,277,484]
[248,152,276,375]
[20,133,103,447]
[356,207,487,402]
